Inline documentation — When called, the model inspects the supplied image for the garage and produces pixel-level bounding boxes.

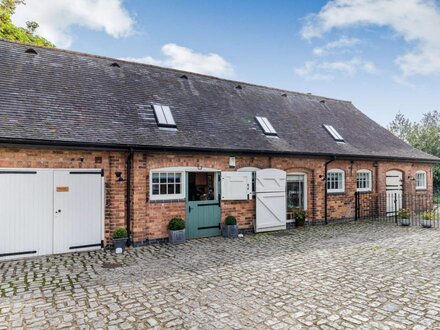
[0,168,104,260]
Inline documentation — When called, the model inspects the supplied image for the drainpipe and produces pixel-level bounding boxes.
[324,157,336,225]
[126,148,133,246]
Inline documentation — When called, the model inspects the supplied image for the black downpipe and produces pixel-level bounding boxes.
[126,148,133,246]
[324,157,336,225]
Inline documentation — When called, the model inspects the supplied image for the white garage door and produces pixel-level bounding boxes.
[0,169,104,260]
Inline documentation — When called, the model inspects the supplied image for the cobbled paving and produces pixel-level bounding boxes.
[1,221,440,329]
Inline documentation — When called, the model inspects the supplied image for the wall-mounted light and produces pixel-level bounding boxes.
[229,156,236,168]
[115,171,124,182]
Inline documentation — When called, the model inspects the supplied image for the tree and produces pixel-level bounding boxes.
[0,0,54,47]
[388,111,440,192]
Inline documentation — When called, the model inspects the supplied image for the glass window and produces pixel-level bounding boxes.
[327,169,345,193]
[286,174,306,220]
[150,171,184,200]
[416,171,427,190]
[356,170,372,192]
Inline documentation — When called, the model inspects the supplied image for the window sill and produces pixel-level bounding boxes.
[149,198,185,204]
[327,191,345,195]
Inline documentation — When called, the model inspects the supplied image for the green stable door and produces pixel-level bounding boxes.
[186,172,221,239]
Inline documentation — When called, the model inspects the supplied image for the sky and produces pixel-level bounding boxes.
[11,0,440,126]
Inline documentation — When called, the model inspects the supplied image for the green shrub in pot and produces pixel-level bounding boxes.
[168,217,186,244]
[112,227,128,252]
[222,215,238,238]
[293,209,307,227]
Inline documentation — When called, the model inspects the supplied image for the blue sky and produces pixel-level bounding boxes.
[12,0,440,126]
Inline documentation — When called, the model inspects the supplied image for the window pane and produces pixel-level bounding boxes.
[160,173,167,183]
[168,184,175,194]
[160,184,167,194]
[175,183,181,194]
[152,173,159,184]
[175,173,181,183]
[152,184,159,195]
[167,173,175,183]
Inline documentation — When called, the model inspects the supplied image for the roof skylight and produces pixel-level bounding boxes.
[152,104,177,128]
[256,116,277,136]
[323,124,344,142]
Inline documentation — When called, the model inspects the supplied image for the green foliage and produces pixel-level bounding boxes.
[398,208,411,219]
[225,215,237,226]
[168,217,185,231]
[421,210,435,221]
[113,227,128,239]
[0,0,54,47]
[388,110,440,191]
[293,209,307,226]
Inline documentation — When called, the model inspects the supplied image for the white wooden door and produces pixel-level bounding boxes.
[386,170,403,215]
[0,170,54,260]
[53,170,103,254]
[255,169,287,232]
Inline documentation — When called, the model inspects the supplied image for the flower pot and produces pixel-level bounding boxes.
[421,220,432,228]
[399,218,410,226]
[222,224,238,238]
[113,238,127,252]
[168,229,186,245]
[295,218,306,227]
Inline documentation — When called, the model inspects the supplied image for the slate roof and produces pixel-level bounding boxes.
[0,39,437,162]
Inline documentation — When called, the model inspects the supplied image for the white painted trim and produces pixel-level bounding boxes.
[327,169,345,193]
[415,170,427,190]
[356,169,372,192]
[287,172,307,210]
[149,170,186,201]
[151,166,221,173]
[237,167,261,172]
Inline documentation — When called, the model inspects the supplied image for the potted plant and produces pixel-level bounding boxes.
[420,210,435,228]
[113,227,128,252]
[398,209,411,226]
[168,217,186,245]
[222,215,239,238]
[293,209,307,227]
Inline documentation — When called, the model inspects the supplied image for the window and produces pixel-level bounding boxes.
[416,171,427,190]
[150,171,184,200]
[356,170,372,192]
[287,173,307,221]
[323,125,344,142]
[152,104,177,128]
[327,169,345,193]
[255,116,277,136]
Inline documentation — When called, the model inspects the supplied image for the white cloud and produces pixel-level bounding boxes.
[312,36,360,56]
[122,43,235,78]
[12,0,134,48]
[301,0,440,77]
[295,58,377,80]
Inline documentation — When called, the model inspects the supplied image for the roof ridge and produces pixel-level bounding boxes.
[0,38,352,104]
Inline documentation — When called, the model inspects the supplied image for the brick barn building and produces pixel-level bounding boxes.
[0,39,437,259]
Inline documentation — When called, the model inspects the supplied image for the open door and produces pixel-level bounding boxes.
[255,169,287,232]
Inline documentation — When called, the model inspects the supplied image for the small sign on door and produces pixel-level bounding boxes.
[56,186,69,192]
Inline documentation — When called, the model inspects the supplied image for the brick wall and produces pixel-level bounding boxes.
[0,147,434,244]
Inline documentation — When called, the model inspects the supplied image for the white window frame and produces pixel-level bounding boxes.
[287,172,308,210]
[356,169,372,192]
[323,124,344,142]
[255,116,277,136]
[149,170,185,201]
[415,170,427,190]
[327,169,345,193]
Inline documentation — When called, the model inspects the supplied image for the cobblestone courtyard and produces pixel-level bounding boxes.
[1,221,440,329]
